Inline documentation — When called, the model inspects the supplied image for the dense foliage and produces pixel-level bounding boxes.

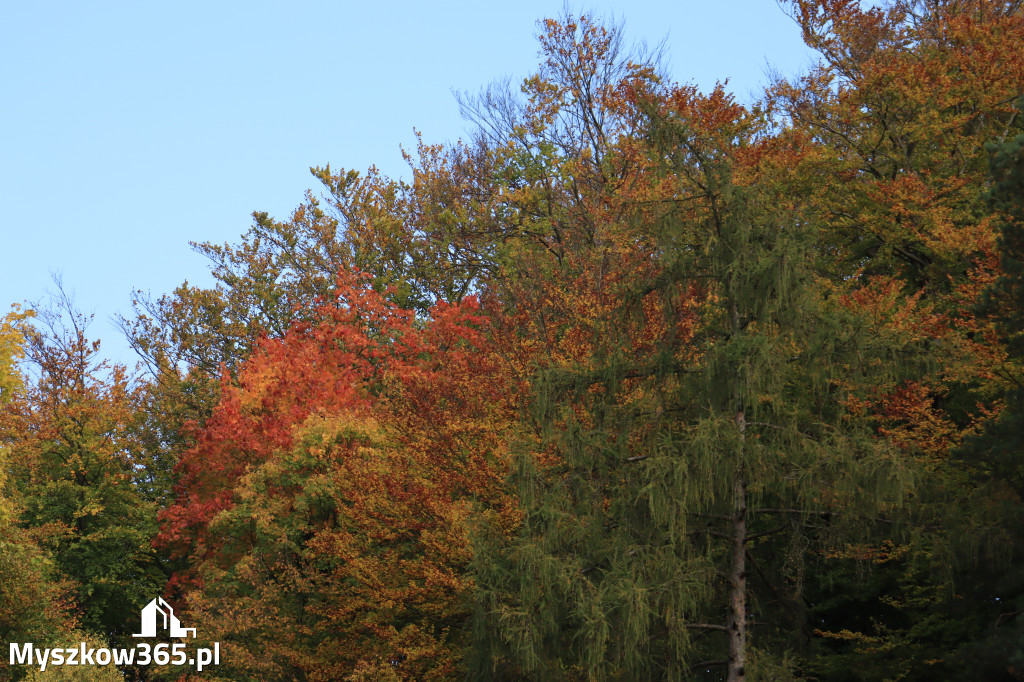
[2,2,1022,680]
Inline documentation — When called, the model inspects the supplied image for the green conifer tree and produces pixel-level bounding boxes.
[470,95,917,681]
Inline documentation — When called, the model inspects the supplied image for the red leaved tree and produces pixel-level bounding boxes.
[157,270,516,680]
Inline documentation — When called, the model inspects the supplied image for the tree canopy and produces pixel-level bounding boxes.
[3,2,1023,680]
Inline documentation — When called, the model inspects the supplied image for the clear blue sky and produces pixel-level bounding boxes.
[1,1,815,368]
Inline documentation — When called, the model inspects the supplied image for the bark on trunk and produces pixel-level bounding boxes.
[727,408,747,682]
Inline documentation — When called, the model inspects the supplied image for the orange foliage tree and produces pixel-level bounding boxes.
[158,270,515,680]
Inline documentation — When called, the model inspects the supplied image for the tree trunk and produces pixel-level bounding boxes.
[727,408,747,682]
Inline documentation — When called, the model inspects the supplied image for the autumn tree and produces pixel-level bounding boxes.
[762,2,1024,677]
[0,290,166,649]
[0,306,33,406]
[962,134,1024,502]
[455,10,665,282]
[773,0,1024,287]
[156,271,516,680]
[944,134,1024,677]
[0,306,80,682]
[116,138,517,583]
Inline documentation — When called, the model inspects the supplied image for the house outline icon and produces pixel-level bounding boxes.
[133,597,197,639]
